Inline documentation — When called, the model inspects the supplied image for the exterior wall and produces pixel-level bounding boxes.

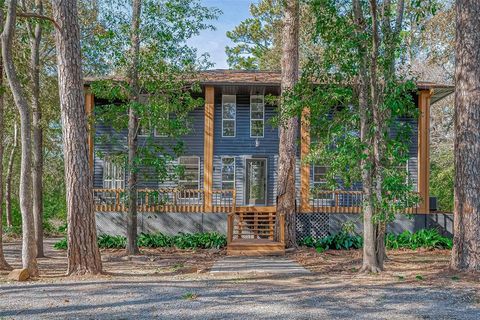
[93,101,205,189]
[213,92,280,206]
[97,212,452,238]
[96,212,227,236]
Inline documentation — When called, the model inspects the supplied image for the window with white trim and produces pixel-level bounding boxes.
[178,156,200,190]
[312,165,333,200]
[222,95,236,137]
[138,119,152,137]
[221,157,235,190]
[250,95,264,137]
[103,158,125,189]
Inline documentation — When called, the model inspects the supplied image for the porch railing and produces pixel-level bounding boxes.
[309,190,419,214]
[93,188,236,213]
[227,209,285,244]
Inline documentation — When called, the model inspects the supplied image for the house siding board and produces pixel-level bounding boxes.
[93,102,205,189]
[213,93,280,206]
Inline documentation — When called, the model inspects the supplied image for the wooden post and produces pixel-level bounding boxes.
[418,90,432,214]
[204,86,214,212]
[279,213,285,245]
[85,90,94,173]
[300,107,311,213]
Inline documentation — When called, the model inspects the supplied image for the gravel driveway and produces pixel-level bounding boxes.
[0,274,479,319]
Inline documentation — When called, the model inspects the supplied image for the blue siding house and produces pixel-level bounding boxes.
[85,70,453,243]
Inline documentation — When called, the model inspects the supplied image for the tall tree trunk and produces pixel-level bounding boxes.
[5,123,18,228]
[51,0,102,275]
[0,5,12,269]
[353,0,382,273]
[451,0,480,272]
[25,0,45,258]
[277,0,299,248]
[369,0,386,270]
[1,0,38,276]
[126,0,141,255]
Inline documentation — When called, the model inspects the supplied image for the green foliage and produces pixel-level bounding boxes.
[53,238,68,250]
[430,149,454,212]
[386,229,452,250]
[226,0,282,70]
[88,0,221,185]
[53,232,227,250]
[299,230,363,251]
[300,229,452,252]
[98,234,127,248]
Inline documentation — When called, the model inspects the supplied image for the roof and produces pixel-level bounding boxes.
[85,69,454,104]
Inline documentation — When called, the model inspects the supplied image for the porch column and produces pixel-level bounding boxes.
[300,107,311,213]
[204,86,215,212]
[85,90,94,173]
[418,90,432,214]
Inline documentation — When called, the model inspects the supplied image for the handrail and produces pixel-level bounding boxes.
[309,190,420,214]
[93,188,235,213]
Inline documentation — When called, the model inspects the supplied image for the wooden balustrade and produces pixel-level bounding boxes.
[93,188,235,213]
[229,210,277,241]
[309,190,420,214]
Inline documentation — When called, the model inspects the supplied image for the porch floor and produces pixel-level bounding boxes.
[227,239,285,256]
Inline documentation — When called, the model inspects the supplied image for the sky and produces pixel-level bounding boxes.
[188,0,254,69]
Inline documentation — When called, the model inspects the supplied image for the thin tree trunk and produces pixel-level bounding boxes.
[353,0,382,273]
[369,0,386,270]
[451,0,480,272]
[24,0,45,258]
[0,4,12,269]
[1,0,38,276]
[276,0,299,248]
[51,0,102,275]
[5,123,18,228]
[126,0,141,255]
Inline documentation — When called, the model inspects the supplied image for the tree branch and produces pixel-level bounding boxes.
[17,12,60,30]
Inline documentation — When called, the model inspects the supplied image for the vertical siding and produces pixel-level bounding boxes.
[213,93,280,205]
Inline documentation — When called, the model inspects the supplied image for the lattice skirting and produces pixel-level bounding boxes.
[296,213,330,241]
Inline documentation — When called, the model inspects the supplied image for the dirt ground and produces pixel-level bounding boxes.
[1,239,479,319]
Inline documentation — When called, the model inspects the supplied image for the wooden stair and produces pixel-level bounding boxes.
[227,239,285,256]
[226,208,285,256]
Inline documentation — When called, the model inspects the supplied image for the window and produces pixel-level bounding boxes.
[222,95,236,137]
[178,156,200,190]
[250,95,264,137]
[103,159,125,189]
[312,165,333,200]
[221,157,235,190]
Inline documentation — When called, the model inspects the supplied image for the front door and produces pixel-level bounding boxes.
[245,158,267,206]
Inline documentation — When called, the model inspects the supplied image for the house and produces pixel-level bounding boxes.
[84,70,453,255]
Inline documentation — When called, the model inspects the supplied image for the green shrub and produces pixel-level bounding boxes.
[300,228,452,252]
[53,238,68,250]
[97,234,126,249]
[299,230,363,251]
[53,232,227,250]
[386,229,452,250]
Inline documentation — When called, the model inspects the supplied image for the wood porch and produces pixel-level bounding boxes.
[92,188,418,256]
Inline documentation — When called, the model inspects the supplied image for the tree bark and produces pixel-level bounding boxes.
[2,0,38,276]
[5,123,18,228]
[126,0,141,255]
[276,0,299,248]
[51,0,102,275]
[24,0,45,258]
[0,4,12,269]
[353,0,382,273]
[451,0,480,272]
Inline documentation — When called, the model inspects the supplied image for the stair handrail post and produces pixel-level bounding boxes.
[279,213,286,245]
